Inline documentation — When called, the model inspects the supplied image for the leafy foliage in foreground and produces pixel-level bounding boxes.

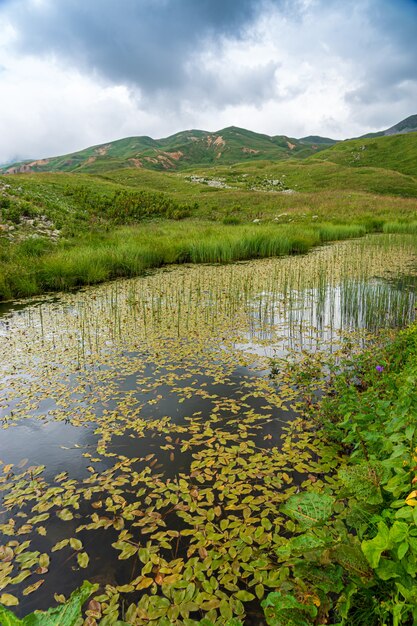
[268,322,417,624]
[0,581,97,625]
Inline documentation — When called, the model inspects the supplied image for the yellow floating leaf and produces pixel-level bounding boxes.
[57,509,73,521]
[54,593,66,603]
[52,539,69,552]
[77,552,89,568]
[23,579,44,596]
[0,593,19,606]
[69,538,83,551]
[136,577,154,590]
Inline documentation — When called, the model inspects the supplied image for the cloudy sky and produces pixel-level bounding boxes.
[0,0,416,163]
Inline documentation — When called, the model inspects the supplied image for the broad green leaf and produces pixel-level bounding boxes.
[261,591,317,626]
[376,558,404,581]
[0,604,23,625]
[281,492,334,529]
[22,580,97,625]
[389,521,409,544]
[362,521,390,568]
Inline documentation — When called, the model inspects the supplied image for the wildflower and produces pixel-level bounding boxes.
[376,365,384,372]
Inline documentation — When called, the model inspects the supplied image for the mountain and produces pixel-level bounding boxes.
[3,115,417,176]
[359,115,417,139]
[0,127,336,175]
[299,135,339,145]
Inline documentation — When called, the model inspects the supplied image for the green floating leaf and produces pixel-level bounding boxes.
[198,617,243,626]
[234,590,255,602]
[56,509,73,522]
[77,552,89,569]
[0,595,19,608]
[281,492,334,529]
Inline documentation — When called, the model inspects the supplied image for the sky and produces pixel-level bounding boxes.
[0,0,417,163]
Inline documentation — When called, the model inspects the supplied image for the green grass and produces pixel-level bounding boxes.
[383,220,417,234]
[311,131,417,177]
[0,221,375,300]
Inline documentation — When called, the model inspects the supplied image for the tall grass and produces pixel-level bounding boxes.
[318,223,366,241]
[383,221,417,234]
[0,220,385,301]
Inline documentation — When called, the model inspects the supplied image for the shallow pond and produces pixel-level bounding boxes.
[1,234,417,624]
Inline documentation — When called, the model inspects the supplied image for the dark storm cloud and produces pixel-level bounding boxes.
[4,0,417,124]
[5,0,267,96]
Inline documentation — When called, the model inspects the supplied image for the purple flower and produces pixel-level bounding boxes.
[376,365,384,372]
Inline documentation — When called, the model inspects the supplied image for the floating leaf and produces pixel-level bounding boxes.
[23,579,45,596]
[69,538,82,551]
[57,509,73,522]
[77,552,89,569]
[0,593,19,607]
[52,539,69,552]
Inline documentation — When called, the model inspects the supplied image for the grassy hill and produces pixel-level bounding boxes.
[309,131,417,177]
[0,127,336,175]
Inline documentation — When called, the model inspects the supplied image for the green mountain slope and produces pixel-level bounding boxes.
[309,132,417,177]
[0,127,336,175]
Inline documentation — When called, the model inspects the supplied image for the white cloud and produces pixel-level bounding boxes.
[0,0,416,162]
[0,51,162,162]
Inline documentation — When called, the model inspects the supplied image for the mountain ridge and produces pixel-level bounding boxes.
[0,126,338,175]
[359,114,417,139]
[2,115,416,176]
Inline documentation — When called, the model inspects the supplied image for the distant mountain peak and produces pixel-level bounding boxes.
[384,114,417,135]
[359,114,417,139]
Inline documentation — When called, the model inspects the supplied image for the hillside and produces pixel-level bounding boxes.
[0,127,336,175]
[309,131,417,177]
